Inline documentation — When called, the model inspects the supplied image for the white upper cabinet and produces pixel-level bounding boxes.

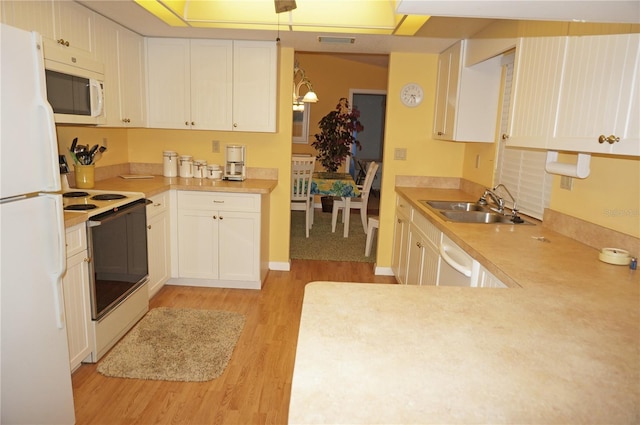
[507,36,567,149]
[433,40,502,143]
[1,0,94,57]
[190,39,233,131]
[94,15,147,127]
[507,33,639,156]
[232,41,277,133]
[551,34,639,156]
[146,38,276,132]
[146,38,191,129]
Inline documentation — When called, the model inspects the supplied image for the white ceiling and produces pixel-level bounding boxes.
[77,0,638,55]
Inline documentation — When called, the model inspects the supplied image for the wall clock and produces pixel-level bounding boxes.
[400,83,424,107]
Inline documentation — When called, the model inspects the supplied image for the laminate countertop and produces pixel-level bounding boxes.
[63,175,277,227]
[289,187,639,424]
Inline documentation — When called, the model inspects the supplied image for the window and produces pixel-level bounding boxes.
[292,103,310,144]
[494,53,552,220]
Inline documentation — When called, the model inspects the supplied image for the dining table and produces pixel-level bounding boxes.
[310,172,360,237]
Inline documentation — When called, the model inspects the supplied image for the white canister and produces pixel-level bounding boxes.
[193,159,207,178]
[207,164,222,180]
[178,155,193,178]
[163,151,178,177]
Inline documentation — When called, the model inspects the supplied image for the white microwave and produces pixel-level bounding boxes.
[43,41,105,125]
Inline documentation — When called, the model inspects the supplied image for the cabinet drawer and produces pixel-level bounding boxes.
[178,191,260,212]
[146,191,169,218]
[412,211,441,248]
[65,223,87,258]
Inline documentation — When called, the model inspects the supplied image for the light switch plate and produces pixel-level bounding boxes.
[560,175,573,190]
[394,148,407,160]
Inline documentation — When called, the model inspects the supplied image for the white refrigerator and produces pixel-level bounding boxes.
[0,24,76,424]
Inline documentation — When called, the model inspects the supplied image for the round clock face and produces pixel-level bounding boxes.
[400,83,423,107]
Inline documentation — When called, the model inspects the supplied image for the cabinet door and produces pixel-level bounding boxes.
[550,34,640,155]
[391,210,410,284]
[177,209,218,279]
[146,38,190,129]
[406,224,425,286]
[232,40,277,132]
[62,250,93,370]
[53,0,95,57]
[478,266,508,288]
[218,211,260,281]
[93,15,121,126]
[146,210,170,298]
[433,41,460,141]
[190,39,233,130]
[119,27,146,127]
[507,36,567,149]
[0,1,56,39]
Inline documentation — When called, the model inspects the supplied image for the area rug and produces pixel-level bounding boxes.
[97,307,245,382]
[290,210,376,263]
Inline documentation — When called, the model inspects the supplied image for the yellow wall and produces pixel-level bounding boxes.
[376,52,466,268]
[56,127,129,169]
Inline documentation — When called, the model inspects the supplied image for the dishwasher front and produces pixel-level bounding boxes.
[438,234,479,287]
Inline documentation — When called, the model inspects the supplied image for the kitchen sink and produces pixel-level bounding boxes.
[421,200,486,211]
[419,200,534,225]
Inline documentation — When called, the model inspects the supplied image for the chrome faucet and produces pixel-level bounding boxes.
[478,184,520,219]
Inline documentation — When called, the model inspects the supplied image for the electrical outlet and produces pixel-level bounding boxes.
[394,148,407,160]
[212,140,220,153]
[560,175,573,190]
[102,137,108,148]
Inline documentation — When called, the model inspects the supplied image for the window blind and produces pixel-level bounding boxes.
[494,54,552,220]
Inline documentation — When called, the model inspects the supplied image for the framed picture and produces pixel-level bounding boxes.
[293,103,311,144]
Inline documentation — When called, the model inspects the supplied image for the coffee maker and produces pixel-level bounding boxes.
[223,145,246,181]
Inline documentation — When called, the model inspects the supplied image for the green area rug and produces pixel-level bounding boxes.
[290,210,376,263]
[97,307,245,382]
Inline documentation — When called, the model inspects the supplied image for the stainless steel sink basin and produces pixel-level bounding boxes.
[439,211,528,224]
[419,199,534,225]
[421,200,486,211]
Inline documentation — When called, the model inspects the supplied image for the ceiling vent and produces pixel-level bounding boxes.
[318,36,356,44]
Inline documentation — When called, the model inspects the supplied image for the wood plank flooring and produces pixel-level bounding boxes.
[71,260,397,424]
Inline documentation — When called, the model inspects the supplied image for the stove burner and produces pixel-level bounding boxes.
[63,191,90,198]
[65,204,98,211]
[91,194,126,201]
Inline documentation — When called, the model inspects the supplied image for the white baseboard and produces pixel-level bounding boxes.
[375,266,395,276]
[269,261,291,271]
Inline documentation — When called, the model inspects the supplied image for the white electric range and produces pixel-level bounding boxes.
[62,189,146,217]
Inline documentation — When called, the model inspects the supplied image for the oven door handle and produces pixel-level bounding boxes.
[87,199,151,227]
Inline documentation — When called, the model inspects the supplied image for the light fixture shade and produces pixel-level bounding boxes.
[302,91,318,103]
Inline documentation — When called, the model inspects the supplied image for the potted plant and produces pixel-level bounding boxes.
[311,98,364,211]
[312,97,364,173]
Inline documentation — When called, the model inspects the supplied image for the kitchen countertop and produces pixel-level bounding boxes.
[63,175,277,227]
[289,186,639,424]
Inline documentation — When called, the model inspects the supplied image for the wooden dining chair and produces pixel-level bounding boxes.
[291,156,316,238]
[331,161,379,235]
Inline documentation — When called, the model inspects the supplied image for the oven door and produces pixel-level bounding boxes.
[87,199,149,320]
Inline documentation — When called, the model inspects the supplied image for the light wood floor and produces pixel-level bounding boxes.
[71,259,397,424]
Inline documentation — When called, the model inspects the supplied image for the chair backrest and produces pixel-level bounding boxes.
[291,157,315,202]
[360,161,379,201]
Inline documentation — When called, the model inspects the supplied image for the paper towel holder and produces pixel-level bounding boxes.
[545,151,591,179]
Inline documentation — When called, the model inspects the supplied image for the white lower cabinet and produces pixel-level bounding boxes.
[172,191,268,289]
[406,223,440,286]
[391,197,411,284]
[146,191,170,298]
[62,223,94,371]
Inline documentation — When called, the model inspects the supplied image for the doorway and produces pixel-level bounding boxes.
[350,90,386,196]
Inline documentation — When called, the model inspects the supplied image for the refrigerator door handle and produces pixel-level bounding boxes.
[33,34,62,192]
[48,194,67,329]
